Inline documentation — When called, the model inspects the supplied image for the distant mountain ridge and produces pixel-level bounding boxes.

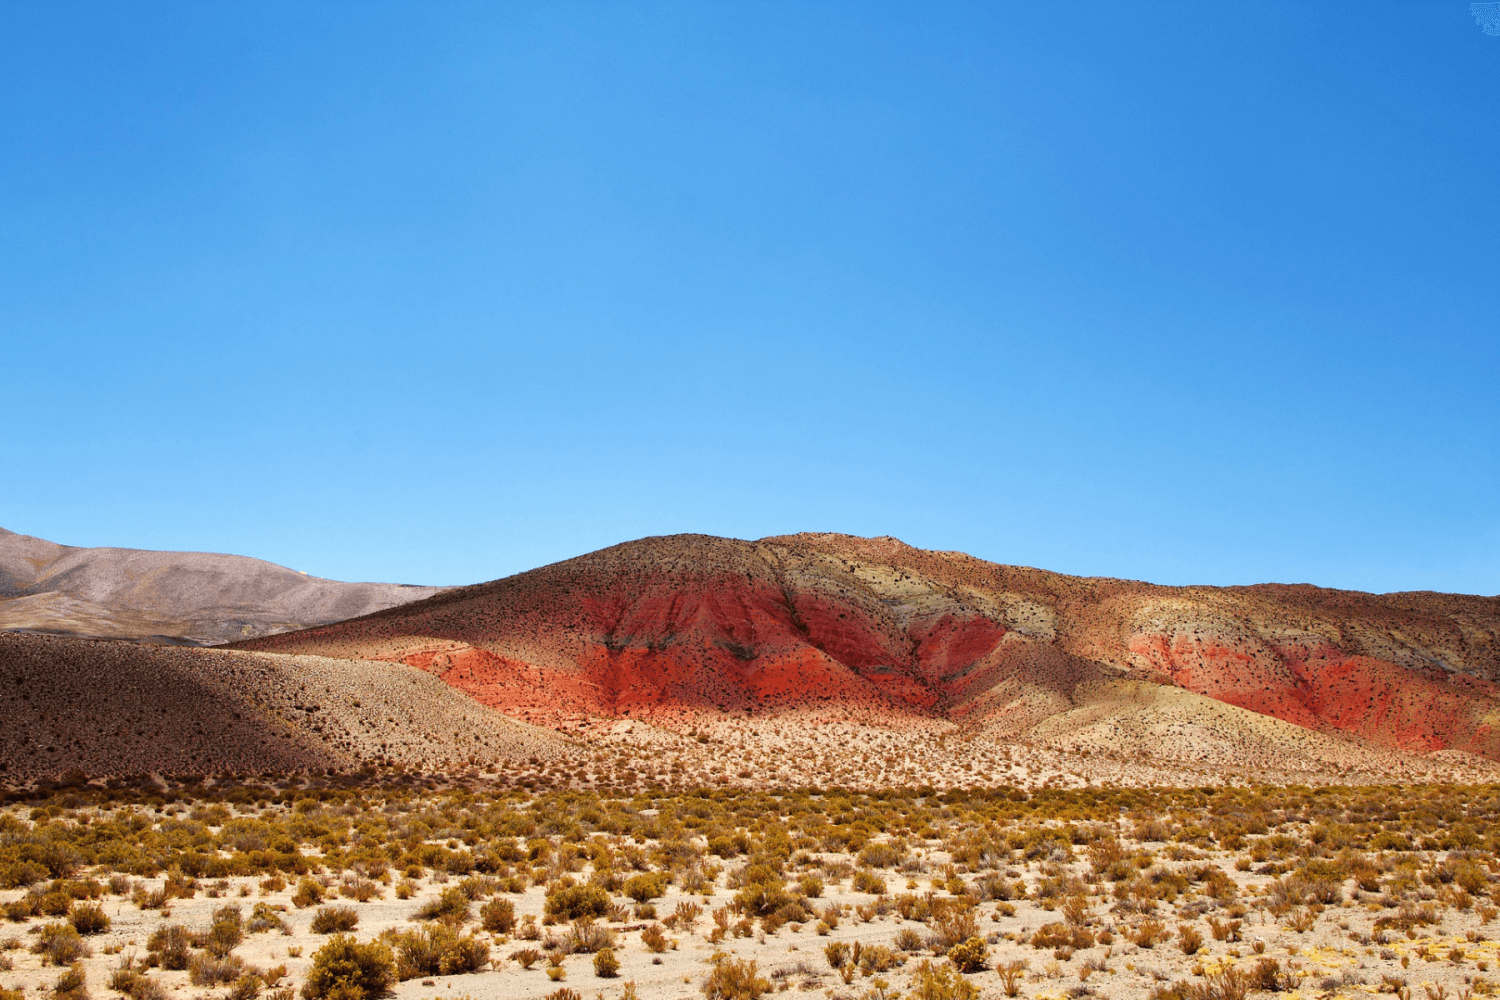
[0,527,445,645]
[232,532,1500,761]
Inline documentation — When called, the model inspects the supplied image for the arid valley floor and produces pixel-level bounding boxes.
[3,781,1500,1000]
[4,529,1500,1000]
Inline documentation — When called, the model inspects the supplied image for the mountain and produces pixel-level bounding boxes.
[232,532,1500,761]
[0,631,567,781]
[0,527,445,644]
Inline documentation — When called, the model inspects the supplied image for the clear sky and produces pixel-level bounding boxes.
[3,3,1497,595]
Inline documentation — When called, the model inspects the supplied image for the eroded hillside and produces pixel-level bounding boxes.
[232,533,1500,760]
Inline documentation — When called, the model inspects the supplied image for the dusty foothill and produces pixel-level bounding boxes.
[2,779,1499,1000]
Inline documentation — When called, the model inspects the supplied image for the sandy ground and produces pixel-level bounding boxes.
[3,806,1496,1000]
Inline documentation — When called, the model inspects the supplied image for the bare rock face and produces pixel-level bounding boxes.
[233,532,1500,760]
[0,527,444,644]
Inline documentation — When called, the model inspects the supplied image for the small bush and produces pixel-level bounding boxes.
[107,960,167,1000]
[563,919,615,955]
[69,903,110,936]
[205,907,245,957]
[545,884,611,922]
[947,937,988,973]
[479,899,515,934]
[996,960,1027,997]
[702,958,769,1000]
[248,903,291,935]
[415,887,471,925]
[1178,925,1204,955]
[640,924,668,953]
[894,928,926,952]
[1124,920,1167,949]
[188,953,245,987]
[622,874,668,904]
[53,963,89,1000]
[910,961,979,1000]
[852,870,887,895]
[312,907,360,934]
[146,925,191,971]
[33,923,90,966]
[381,925,489,980]
[857,842,905,869]
[291,880,325,909]
[593,949,620,978]
[301,935,396,1000]
[510,948,543,970]
[226,974,263,1000]
[859,946,903,975]
[1,860,49,889]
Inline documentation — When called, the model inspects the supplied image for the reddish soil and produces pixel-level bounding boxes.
[233,533,1500,759]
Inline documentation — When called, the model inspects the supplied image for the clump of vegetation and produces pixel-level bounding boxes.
[910,960,979,1000]
[300,935,395,1000]
[291,880,325,909]
[68,904,109,936]
[479,898,515,933]
[415,887,471,924]
[545,884,611,922]
[53,963,89,1000]
[145,925,192,971]
[702,957,769,1000]
[188,951,245,987]
[380,925,489,979]
[947,937,989,973]
[311,907,360,934]
[622,874,668,904]
[34,923,90,966]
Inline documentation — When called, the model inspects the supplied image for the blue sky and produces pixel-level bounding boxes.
[3,2,1497,594]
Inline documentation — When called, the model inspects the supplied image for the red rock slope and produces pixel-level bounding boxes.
[233,534,1500,759]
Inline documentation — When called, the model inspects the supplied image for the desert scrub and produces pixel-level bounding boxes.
[67,903,109,936]
[248,903,291,935]
[909,960,979,1000]
[188,952,246,987]
[702,957,770,1000]
[563,919,615,954]
[509,948,543,970]
[107,957,168,1000]
[593,948,620,977]
[622,873,669,903]
[311,906,360,934]
[380,925,489,979]
[545,883,610,921]
[146,925,192,970]
[479,898,515,933]
[205,905,246,956]
[301,936,396,1000]
[53,963,89,1000]
[291,880,326,909]
[415,887,471,924]
[33,923,90,966]
[640,924,669,953]
[947,937,989,973]
[996,960,1027,997]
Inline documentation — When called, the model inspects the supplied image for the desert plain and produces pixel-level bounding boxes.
[3,528,1500,1000]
